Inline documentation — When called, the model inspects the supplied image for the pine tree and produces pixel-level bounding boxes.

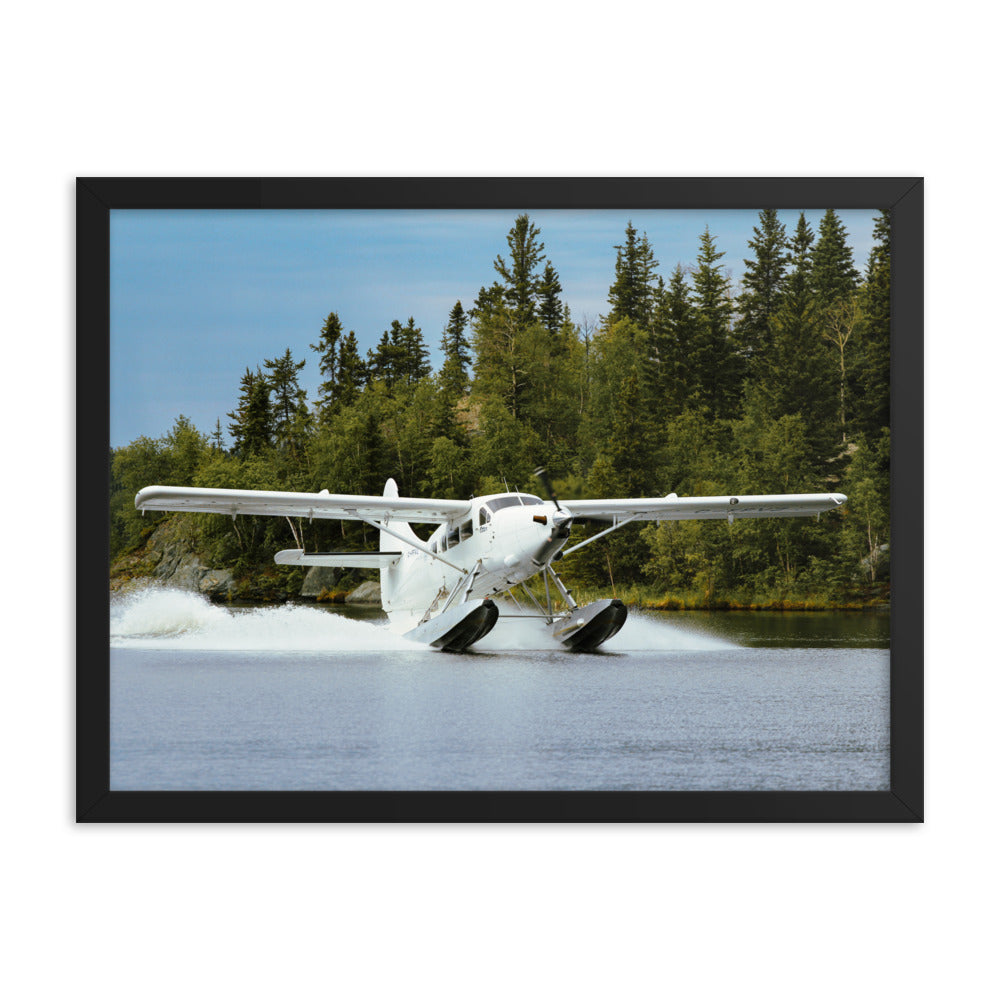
[607,221,658,329]
[439,300,472,399]
[645,266,697,418]
[537,262,564,338]
[471,216,555,420]
[365,318,430,390]
[336,331,367,407]
[492,214,547,329]
[812,209,860,310]
[690,228,740,418]
[367,322,406,389]
[469,281,506,324]
[227,367,272,456]
[311,312,343,414]
[261,349,310,460]
[850,210,891,441]
[164,415,210,483]
[366,330,394,387]
[787,213,815,292]
[735,208,789,377]
[397,317,432,385]
[643,276,671,414]
[474,397,545,491]
[754,218,839,469]
[472,310,531,420]
[264,348,307,440]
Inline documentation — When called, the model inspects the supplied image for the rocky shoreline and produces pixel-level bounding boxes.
[109,517,383,604]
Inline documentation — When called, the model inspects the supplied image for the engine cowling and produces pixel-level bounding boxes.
[531,510,573,567]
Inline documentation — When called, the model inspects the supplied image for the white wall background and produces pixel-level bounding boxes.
[3,3,991,997]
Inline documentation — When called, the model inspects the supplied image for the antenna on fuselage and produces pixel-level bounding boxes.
[502,476,510,493]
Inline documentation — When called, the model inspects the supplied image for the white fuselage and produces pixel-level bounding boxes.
[380,493,569,630]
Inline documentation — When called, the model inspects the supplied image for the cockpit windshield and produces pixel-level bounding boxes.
[486,494,544,513]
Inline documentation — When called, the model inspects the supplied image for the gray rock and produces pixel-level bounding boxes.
[160,552,205,590]
[199,569,234,598]
[141,518,233,596]
[346,581,382,604]
[301,566,341,597]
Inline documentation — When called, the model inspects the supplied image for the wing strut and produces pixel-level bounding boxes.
[560,513,641,559]
[345,509,468,574]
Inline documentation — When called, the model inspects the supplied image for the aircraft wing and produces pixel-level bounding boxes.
[560,492,847,522]
[134,485,471,524]
[274,549,401,568]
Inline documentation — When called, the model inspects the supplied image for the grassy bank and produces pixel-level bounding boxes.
[547,582,889,612]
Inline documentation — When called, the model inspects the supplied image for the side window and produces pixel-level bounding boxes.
[479,506,491,527]
[459,519,472,542]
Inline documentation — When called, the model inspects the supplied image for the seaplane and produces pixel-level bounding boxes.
[134,472,846,653]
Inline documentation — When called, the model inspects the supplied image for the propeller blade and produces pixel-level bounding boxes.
[533,467,563,511]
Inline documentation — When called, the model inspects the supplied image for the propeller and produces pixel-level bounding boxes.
[531,467,619,563]
[533,467,563,511]
[531,467,574,564]
[533,467,612,524]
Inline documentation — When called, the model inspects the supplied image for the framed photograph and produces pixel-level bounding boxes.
[79,177,922,822]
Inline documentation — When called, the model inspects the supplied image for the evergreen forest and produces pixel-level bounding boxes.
[110,209,891,608]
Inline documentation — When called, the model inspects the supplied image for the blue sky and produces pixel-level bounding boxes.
[110,208,878,447]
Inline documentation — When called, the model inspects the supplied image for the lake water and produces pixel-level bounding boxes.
[110,588,890,791]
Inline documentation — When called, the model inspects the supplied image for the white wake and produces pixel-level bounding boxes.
[602,610,734,651]
[110,586,422,652]
[475,609,734,652]
[110,587,733,653]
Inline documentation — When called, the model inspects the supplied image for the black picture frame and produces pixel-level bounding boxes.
[79,177,923,822]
